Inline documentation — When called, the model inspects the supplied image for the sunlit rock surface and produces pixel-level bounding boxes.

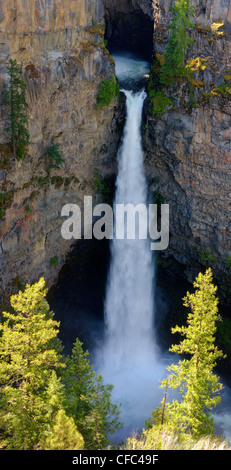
[0,0,120,298]
[145,0,231,295]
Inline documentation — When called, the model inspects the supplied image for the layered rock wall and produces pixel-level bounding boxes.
[145,0,231,296]
[1,0,231,302]
[0,0,120,299]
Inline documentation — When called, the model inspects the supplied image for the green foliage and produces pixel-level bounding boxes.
[148,90,173,116]
[40,409,84,450]
[153,190,164,206]
[216,317,231,359]
[25,203,33,214]
[225,255,231,269]
[161,0,194,85]
[216,82,231,97]
[124,425,230,450]
[194,246,217,265]
[0,190,15,220]
[151,268,224,439]
[93,170,111,202]
[62,338,122,450]
[50,256,59,267]
[0,193,7,218]
[96,76,119,110]
[148,1,194,116]
[0,279,122,450]
[0,279,64,449]
[12,275,26,291]
[46,143,65,170]
[3,59,30,160]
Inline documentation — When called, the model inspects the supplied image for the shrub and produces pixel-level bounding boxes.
[93,170,111,202]
[96,76,119,110]
[149,90,173,116]
[50,256,59,267]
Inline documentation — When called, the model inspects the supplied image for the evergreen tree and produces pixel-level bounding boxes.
[89,374,122,449]
[62,338,122,449]
[47,143,65,170]
[152,268,224,438]
[3,59,30,159]
[40,409,84,450]
[161,0,194,84]
[0,278,64,449]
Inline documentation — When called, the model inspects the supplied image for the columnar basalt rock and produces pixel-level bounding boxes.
[0,0,121,299]
[145,0,231,297]
[1,0,231,303]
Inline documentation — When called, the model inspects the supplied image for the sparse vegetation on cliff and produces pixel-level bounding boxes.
[160,0,194,85]
[96,76,119,110]
[46,143,65,170]
[3,59,30,160]
[93,170,111,203]
[148,0,194,115]
[50,256,59,267]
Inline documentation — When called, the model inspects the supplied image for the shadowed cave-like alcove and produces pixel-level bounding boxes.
[104,0,154,60]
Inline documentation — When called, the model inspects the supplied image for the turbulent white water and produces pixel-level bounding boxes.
[93,51,231,444]
[112,51,151,90]
[94,55,166,441]
[103,89,155,366]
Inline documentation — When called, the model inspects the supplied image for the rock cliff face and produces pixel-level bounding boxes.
[1,0,231,303]
[0,0,120,300]
[145,0,231,297]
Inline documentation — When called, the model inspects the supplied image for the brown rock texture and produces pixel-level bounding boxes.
[1,0,231,302]
[0,0,120,299]
[145,0,231,296]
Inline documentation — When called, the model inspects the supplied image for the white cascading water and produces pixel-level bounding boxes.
[103,89,155,368]
[94,52,231,443]
[94,54,165,441]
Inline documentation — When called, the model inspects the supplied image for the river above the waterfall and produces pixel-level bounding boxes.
[112,50,151,90]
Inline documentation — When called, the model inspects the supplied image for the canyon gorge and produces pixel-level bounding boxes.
[0,0,231,449]
[0,0,231,306]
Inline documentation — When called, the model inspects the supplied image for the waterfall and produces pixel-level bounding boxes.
[94,64,165,439]
[103,89,156,369]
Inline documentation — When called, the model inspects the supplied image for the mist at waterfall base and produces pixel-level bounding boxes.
[93,52,169,442]
[92,52,231,444]
[49,51,231,445]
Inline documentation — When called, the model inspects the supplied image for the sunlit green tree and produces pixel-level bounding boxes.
[0,278,64,449]
[40,409,84,450]
[62,338,122,449]
[151,268,224,438]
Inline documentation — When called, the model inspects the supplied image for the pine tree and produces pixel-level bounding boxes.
[62,338,122,449]
[40,409,84,450]
[3,59,30,159]
[0,278,64,449]
[161,0,194,84]
[89,374,122,449]
[153,268,224,438]
[47,143,65,170]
